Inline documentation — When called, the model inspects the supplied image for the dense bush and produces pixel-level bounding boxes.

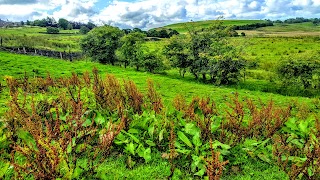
[233,20,273,30]
[80,25,124,65]
[46,27,59,34]
[163,21,246,85]
[277,58,320,92]
[79,26,90,34]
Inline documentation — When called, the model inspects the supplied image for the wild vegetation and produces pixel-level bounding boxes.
[0,18,319,179]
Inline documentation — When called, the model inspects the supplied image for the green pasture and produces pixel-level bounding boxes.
[258,22,320,32]
[0,51,318,115]
[231,36,320,69]
[162,20,264,33]
[0,26,83,51]
[1,51,318,179]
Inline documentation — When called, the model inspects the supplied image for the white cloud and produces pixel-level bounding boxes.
[1,0,320,29]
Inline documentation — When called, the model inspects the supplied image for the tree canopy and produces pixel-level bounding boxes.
[80,25,124,65]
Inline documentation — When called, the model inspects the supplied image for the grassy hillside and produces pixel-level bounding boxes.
[1,51,319,179]
[1,20,319,179]
[0,26,82,51]
[161,20,264,33]
[0,51,318,115]
[238,22,320,37]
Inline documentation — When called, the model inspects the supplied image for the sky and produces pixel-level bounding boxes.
[0,0,320,29]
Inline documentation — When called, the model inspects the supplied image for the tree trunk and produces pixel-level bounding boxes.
[202,73,206,81]
[193,72,198,79]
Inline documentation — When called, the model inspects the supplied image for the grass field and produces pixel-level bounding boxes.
[161,20,264,33]
[0,20,319,179]
[2,51,315,179]
[0,51,318,114]
[0,26,82,51]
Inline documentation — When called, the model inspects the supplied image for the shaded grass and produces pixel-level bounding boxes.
[94,153,288,180]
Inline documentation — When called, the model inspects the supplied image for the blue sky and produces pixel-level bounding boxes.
[0,0,320,29]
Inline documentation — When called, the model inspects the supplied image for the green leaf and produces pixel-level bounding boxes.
[308,166,314,176]
[146,140,156,147]
[143,148,152,163]
[177,131,193,148]
[148,125,155,139]
[257,154,271,163]
[192,133,202,147]
[212,140,230,150]
[290,139,304,149]
[285,118,297,131]
[95,112,105,125]
[159,129,165,142]
[128,128,140,134]
[82,119,92,127]
[194,168,206,177]
[298,120,309,137]
[17,129,36,149]
[184,123,200,136]
[191,155,203,172]
[67,144,72,154]
[77,158,88,170]
[72,167,83,179]
[0,162,10,178]
[123,131,140,143]
[176,149,191,155]
[125,142,136,155]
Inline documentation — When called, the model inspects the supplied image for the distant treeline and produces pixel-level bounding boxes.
[24,17,179,38]
[122,28,179,38]
[233,20,274,30]
[24,17,96,31]
[273,17,320,25]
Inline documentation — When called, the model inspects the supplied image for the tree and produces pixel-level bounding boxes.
[183,19,245,83]
[159,29,169,38]
[86,22,96,30]
[277,58,320,89]
[142,51,165,73]
[46,27,59,34]
[58,18,69,30]
[147,29,159,37]
[67,23,73,30]
[79,26,90,34]
[80,25,124,65]
[163,35,190,77]
[33,19,46,27]
[118,32,146,69]
[210,58,246,85]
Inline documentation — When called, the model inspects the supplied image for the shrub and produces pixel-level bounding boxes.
[79,26,90,34]
[46,27,59,34]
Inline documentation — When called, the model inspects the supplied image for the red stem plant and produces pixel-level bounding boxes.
[5,70,131,179]
[222,93,291,144]
[205,139,229,180]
